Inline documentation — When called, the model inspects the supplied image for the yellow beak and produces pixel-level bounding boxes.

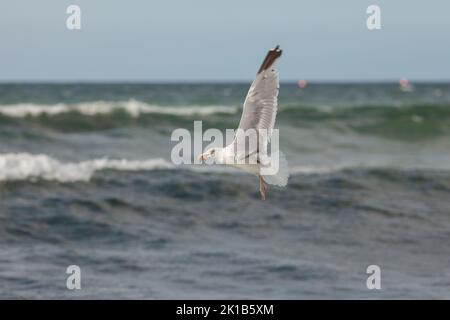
[197,154,205,161]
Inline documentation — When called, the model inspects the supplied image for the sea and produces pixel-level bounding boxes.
[0,82,449,299]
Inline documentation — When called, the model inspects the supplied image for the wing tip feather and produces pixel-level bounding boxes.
[257,46,282,74]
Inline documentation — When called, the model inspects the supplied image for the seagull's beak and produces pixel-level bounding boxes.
[197,153,205,162]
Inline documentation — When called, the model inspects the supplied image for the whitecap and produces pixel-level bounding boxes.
[0,100,237,118]
[0,153,174,182]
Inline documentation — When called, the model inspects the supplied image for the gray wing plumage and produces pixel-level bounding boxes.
[228,46,282,161]
[238,68,279,132]
[238,46,282,132]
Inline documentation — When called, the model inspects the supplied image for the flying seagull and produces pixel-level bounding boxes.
[198,46,289,200]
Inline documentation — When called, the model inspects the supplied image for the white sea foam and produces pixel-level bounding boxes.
[0,100,237,118]
[2,153,445,183]
[0,152,335,183]
[0,153,174,182]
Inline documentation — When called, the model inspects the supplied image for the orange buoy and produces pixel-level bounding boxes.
[298,79,307,89]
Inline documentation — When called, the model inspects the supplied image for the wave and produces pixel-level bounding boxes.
[1,101,449,124]
[2,100,449,117]
[0,100,237,118]
[278,103,450,140]
[1,153,449,183]
[1,101,450,142]
[278,103,450,120]
[290,163,450,174]
[0,153,174,182]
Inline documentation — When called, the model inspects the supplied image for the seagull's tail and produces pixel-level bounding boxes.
[261,151,289,187]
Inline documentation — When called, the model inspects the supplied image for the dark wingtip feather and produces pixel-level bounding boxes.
[257,46,282,74]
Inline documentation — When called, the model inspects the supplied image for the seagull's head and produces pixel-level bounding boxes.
[198,147,221,163]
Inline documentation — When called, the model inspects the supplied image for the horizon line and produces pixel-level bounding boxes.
[1,79,450,85]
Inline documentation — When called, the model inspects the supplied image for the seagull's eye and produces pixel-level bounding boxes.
[210,149,215,155]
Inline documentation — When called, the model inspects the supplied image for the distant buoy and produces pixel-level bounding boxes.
[298,79,307,89]
[399,78,408,88]
[399,78,414,92]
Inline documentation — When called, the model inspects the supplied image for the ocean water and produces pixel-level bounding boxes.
[0,83,449,299]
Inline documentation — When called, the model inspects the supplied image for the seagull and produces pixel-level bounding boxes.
[198,46,289,200]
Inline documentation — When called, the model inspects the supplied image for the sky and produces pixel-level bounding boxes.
[0,0,449,82]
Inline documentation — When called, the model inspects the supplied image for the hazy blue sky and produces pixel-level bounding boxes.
[1,0,449,82]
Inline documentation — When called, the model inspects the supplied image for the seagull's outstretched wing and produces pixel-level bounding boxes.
[223,46,288,186]
[228,46,282,162]
[237,46,282,132]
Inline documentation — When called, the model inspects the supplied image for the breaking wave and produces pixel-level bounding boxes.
[0,100,237,118]
[0,153,174,182]
[1,100,450,140]
[1,153,449,183]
